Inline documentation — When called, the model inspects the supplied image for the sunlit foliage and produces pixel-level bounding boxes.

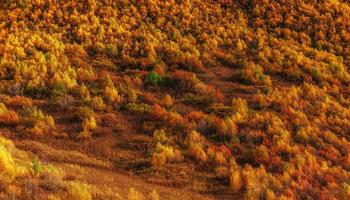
[0,0,350,199]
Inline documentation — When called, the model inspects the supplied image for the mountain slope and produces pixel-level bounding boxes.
[0,0,350,199]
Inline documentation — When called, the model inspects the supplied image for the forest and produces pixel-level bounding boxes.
[0,0,350,199]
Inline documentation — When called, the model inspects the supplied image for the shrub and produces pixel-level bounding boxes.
[149,191,160,200]
[231,98,249,123]
[153,129,168,144]
[0,143,16,177]
[186,131,208,162]
[145,72,163,86]
[51,82,67,97]
[230,170,242,193]
[217,118,238,136]
[125,88,138,103]
[153,63,165,76]
[105,45,119,58]
[186,111,205,121]
[194,83,224,103]
[76,67,96,82]
[151,140,182,168]
[150,104,168,119]
[155,143,175,158]
[127,187,144,200]
[79,115,97,139]
[92,58,117,70]
[215,166,229,178]
[181,93,212,106]
[41,165,66,192]
[172,70,199,89]
[151,152,167,168]
[118,82,138,103]
[162,94,174,107]
[91,96,106,111]
[188,143,208,162]
[90,42,105,55]
[93,187,122,200]
[186,130,204,144]
[125,103,152,113]
[56,95,75,109]
[7,83,23,96]
[47,195,61,200]
[22,106,45,120]
[104,86,121,103]
[67,181,92,200]
[3,96,33,109]
[0,137,27,179]
[214,152,227,165]
[0,103,19,125]
[241,165,260,199]
[31,158,43,175]
[78,84,91,101]
[167,111,186,128]
[230,159,242,192]
[231,63,272,86]
[310,67,322,82]
[27,114,57,137]
[265,189,277,200]
[173,53,205,72]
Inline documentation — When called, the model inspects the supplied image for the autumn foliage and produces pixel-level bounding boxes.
[0,0,350,199]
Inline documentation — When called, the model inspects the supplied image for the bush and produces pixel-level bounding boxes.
[56,95,75,109]
[67,181,92,200]
[153,129,168,144]
[78,115,97,139]
[51,82,67,97]
[105,45,119,58]
[231,98,249,123]
[127,187,144,200]
[145,72,163,86]
[92,58,117,70]
[125,103,152,113]
[231,64,272,86]
[172,70,199,89]
[188,143,208,163]
[217,118,238,136]
[154,143,175,159]
[78,84,91,101]
[27,115,57,137]
[76,67,96,82]
[41,165,66,192]
[181,93,211,106]
[151,140,183,168]
[0,143,16,177]
[3,96,33,109]
[149,191,160,200]
[0,137,27,178]
[84,116,97,130]
[185,131,208,162]
[230,159,242,192]
[265,189,277,200]
[118,82,138,103]
[31,158,43,175]
[151,152,167,168]
[241,165,260,199]
[104,86,121,103]
[91,96,106,111]
[162,94,174,107]
[0,103,19,125]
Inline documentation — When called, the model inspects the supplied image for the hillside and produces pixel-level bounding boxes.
[0,0,350,199]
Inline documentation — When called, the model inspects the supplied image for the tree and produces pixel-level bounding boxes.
[145,72,163,86]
